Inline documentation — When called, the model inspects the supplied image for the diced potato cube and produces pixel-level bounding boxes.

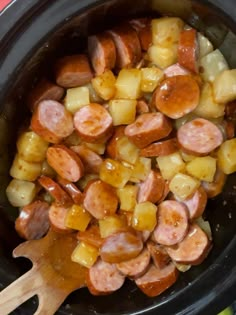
[199,49,229,82]
[65,205,91,231]
[186,156,217,182]
[115,69,142,99]
[198,33,214,58]
[116,136,139,164]
[99,215,127,238]
[10,154,41,181]
[77,174,99,191]
[129,157,152,183]
[141,67,164,93]
[174,112,197,130]
[195,217,212,240]
[132,201,157,231]
[156,152,185,180]
[173,261,191,272]
[148,44,178,69]
[41,160,56,177]
[71,241,99,268]
[169,173,200,200]
[17,131,49,162]
[217,138,236,174]
[6,179,37,207]
[213,69,236,103]
[85,83,103,103]
[100,159,132,188]
[64,131,81,146]
[84,142,106,155]
[180,151,197,162]
[151,17,184,47]
[193,82,225,119]
[91,70,116,100]
[117,185,138,211]
[65,86,90,113]
[109,99,137,126]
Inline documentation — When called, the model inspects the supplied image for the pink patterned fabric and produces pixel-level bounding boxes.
[0,0,12,11]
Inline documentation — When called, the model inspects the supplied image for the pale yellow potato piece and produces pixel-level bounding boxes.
[148,44,178,69]
[169,173,200,200]
[141,67,164,93]
[99,215,127,238]
[65,205,91,231]
[156,152,185,180]
[174,113,197,130]
[71,241,99,268]
[199,49,229,83]
[116,136,139,165]
[77,174,99,191]
[10,154,41,181]
[115,69,142,99]
[65,86,90,113]
[84,142,106,155]
[129,157,152,183]
[6,179,37,207]
[217,138,236,174]
[92,70,116,100]
[186,156,217,182]
[213,69,236,103]
[151,17,184,47]
[109,99,137,126]
[132,201,157,231]
[85,83,103,103]
[193,83,225,119]
[117,185,138,211]
[64,131,81,146]
[17,131,48,163]
[100,159,132,188]
[173,261,191,272]
[180,151,197,162]
[41,160,56,177]
[198,33,214,58]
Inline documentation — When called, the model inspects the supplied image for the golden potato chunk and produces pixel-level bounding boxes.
[156,152,185,180]
[115,69,142,100]
[186,156,217,182]
[99,215,127,238]
[84,142,106,155]
[10,154,41,181]
[92,70,116,100]
[71,241,99,268]
[65,86,90,113]
[116,136,139,165]
[217,138,236,174]
[169,173,200,200]
[129,157,152,183]
[6,179,37,207]
[198,33,213,58]
[132,201,157,231]
[141,67,164,93]
[109,99,137,126]
[117,185,138,211]
[213,69,236,103]
[41,160,56,177]
[65,205,91,231]
[148,44,178,69]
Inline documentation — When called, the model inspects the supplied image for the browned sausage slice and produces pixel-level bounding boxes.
[154,75,200,119]
[164,63,190,78]
[15,200,50,240]
[74,103,113,143]
[100,231,143,263]
[106,126,126,159]
[88,33,116,75]
[147,241,171,269]
[27,78,65,111]
[124,113,172,149]
[177,118,223,155]
[30,100,74,143]
[153,200,189,246]
[83,180,118,219]
[71,145,103,174]
[57,177,83,204]
[116,247,151,278]
[202,168,227,198]
[178,29,199,73]
[49,202,72,233]
[138,170,165,204]
[158,181,170,203]
[135,263,178,297]
[129,18,152,51]
[77,225,103,249]
[38,175,73,206]
[136,99,150,115]
[55,54,93,88]
[87,258,125,295]
[182,186,207,219]
[47,145,84,182]
[165,224,211,265]
[108,24,142,69]
[140,138,178,157]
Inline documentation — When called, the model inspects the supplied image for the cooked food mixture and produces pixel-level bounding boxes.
[6,16,236,297]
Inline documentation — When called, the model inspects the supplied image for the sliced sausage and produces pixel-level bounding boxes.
[124,112,172,149]
[27,78,65,111]
[77,225,103,249]
[106,126,126,159]
[136,99,150,115]
[71,145,103,174]
[138,170,165,204]
[88,33,116,75]
[225,100,236,122]
[164,63,190,78]
[158,181,170,203]
[57,177,83,204]
[178,28,199,73]
[100,231,143,263]
[30,100,74,143]
[140,138,178,157]
[135,263,178,297]
[74,103,113,143]
[55,54,93,88]
[83,180,118,219]
[116,247,151,278]
[154,75,200,119]
[177,118,223,156]
[129,18,152,51]
[47,145,84,182]
[108,24,142,69]
[165,223,211,265]
[38,175,73,206]
[221,120,235,140]
[182,186,207,219]
[153,200,189,246]
[15,200,50,240]
[147,241,171,269]
[202,168,227,198]
[49,202,72,233]
[87,258,125,295]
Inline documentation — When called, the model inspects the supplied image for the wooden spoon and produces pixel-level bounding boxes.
[0,229,87,315]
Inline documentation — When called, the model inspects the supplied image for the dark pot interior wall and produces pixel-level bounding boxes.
[0,0,236,314]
